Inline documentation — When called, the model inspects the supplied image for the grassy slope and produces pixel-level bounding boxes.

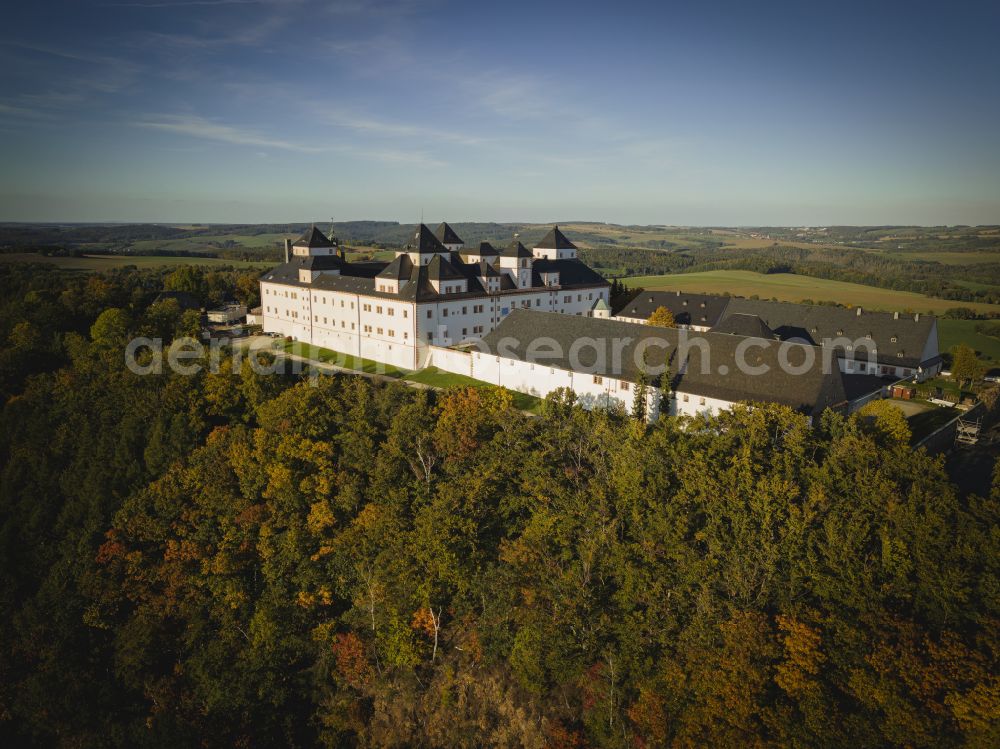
[625,270,1000,316]
[280,344,542,412]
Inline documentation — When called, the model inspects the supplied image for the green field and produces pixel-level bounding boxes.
[937,319,1000,362]
[1,253,272,271]
[625,270,1000,316]
[868,250,1000,265]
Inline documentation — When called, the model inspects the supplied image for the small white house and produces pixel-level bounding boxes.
[207,304,247,325]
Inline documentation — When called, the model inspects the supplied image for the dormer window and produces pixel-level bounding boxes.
[890,336,897,342]
[682,300,688,306]
[866,333,872,339]
[811,327,818,333]
[897,352,904,358]
[836,330,844,336]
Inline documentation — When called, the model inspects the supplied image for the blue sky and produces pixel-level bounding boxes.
[1,0,998,225]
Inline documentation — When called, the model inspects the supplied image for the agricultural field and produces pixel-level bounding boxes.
[625,270,1000,316]
[937,319,1000,362]
[0,252,271,271]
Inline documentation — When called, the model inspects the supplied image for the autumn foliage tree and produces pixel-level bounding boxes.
[0,267,998,748]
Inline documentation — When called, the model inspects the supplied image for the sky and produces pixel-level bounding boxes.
[1,0,998,226]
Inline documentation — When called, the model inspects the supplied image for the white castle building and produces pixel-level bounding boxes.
[259,223,610,369]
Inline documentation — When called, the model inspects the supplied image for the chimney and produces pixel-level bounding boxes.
[915,313,920,321]
[676,290,680,297]
[284,238,291,263]
[856,307,862,316]
[893,311,899,320]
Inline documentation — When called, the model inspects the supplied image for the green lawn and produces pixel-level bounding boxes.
[405,367,543,412]
[937,319,1000,363]
[278,346,543,412]
[624,270,1000,316]
[281,341,412,378]
[2,253,271,271]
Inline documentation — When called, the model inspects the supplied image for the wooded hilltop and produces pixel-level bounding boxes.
[0,262,998,747]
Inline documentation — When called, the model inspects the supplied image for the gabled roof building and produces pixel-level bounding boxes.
[613,290,942,382]
[260,223,610,370]
[473,310,850,421]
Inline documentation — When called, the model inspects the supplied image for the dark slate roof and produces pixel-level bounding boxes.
[712,313,777,340]
[408,223,448,254]
[721,299,936,369]
[427,254,465,281]
[434,222,464,246]
[535,225,577,250]
[296,254,346,272]
[294,225,335,248]
[479,310,847,417]
[619,291,730,327]
[501,240,533,258]
[476,260,501,277]
[375,253,412,281]
[533,258,608,287]
[842,373,888,401]
[261,250,607,303]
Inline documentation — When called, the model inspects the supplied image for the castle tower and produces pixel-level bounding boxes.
[499,240,533,289]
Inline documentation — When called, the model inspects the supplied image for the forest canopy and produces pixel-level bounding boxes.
[0,263,998,748]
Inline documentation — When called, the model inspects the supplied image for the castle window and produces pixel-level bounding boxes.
[593,375,603,385]
[427,310,433,318]
[699,397,706,406]
[621,381,630,391]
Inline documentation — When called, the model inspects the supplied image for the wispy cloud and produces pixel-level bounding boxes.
[104,0,266,7]
[135,114,324,151]
[0,103,51,119]
[133,113,446,166]
[323,111,484,146]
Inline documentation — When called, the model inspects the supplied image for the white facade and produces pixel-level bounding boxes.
[261,230,609,371]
